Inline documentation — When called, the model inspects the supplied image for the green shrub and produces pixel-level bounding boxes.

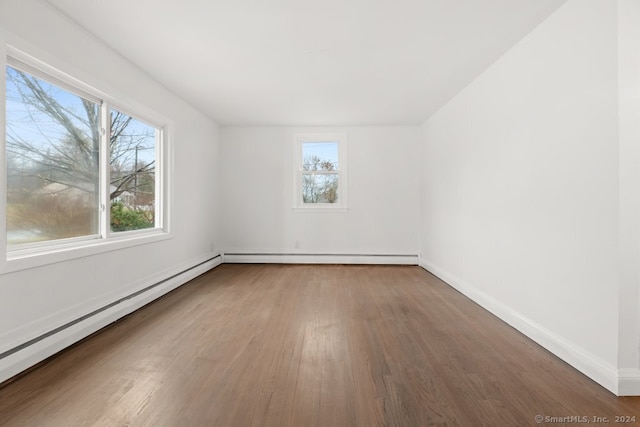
[110,202,153,232]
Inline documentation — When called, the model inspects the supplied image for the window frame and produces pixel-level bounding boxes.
[293,133,348,211]
[1,47,172,273]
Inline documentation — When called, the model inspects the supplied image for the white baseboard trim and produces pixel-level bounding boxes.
[224,252,419,265]
[0,253,222,385]
[618,370,640,396]
[419,259,620,396]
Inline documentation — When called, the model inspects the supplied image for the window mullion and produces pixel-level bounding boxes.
[301,171,338,175]
[154,128,163,229]
[99,102,110,239]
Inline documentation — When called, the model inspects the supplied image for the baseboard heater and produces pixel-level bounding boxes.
[223,252,419,265]
[0,254,221,362]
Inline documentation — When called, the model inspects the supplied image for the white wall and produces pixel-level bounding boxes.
[220,126,420,259]
[617,0,640,394]
[0,0,221,382]
[420,0,623,393]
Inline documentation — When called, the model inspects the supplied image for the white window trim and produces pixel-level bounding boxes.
[293,133,348,211]
[1,47,172,274]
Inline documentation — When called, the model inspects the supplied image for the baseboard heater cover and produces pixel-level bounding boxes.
[0,254,222,363]
[223,252,419,265]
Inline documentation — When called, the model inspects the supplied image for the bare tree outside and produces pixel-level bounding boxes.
[6,65,156,245]
[302,147,339,203]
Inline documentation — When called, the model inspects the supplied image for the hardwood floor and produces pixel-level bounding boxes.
[0,264,638,426]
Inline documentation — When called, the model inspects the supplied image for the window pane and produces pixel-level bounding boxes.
[302,173,339,203]
[302,141,338,171]
[6,66,100,245]
[109,109,156,232]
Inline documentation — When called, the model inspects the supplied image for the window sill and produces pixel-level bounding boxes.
[2,230,171,274]
[292,206,349,213]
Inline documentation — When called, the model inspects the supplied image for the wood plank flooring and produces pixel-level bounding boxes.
[0,264,638,426]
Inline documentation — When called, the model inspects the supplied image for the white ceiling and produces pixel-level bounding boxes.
[46,0,565,126]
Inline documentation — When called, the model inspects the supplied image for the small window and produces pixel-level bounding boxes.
[5,55,167,258]
[294,134,347,209]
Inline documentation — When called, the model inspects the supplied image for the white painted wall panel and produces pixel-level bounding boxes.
[617,0,640,379]
[221,126,420,256]
[420,0,619,387]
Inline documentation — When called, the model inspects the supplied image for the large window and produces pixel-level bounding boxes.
[294,133,347,209]
[5,56,166,256]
